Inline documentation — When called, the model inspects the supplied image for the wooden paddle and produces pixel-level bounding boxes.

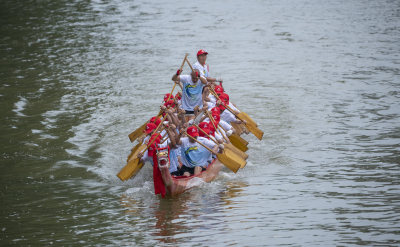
[185,131,242,173]
[195,121,248,167]
[208,114,249,160]
[117,127,165,181]
[209,87,264,140]
[185,57,262,140]
[118,114,168,181]
[205,112,249,161]
[128,122,147,143]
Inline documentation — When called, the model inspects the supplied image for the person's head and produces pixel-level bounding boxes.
[191,69,200,82]
[211,107,220,116]
[175,91,182,100]
[164,99,175,109]
[145,122,157,134]
[163,93,174,102]
[215,85,224,95]
[211,113,220,124]
[150,116,161,126]
[198,122,211,138]
[187,126,199,142]
[197,49,208,65]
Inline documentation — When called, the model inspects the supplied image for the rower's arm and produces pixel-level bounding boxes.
[199,76,208,85]
[172,74,180,82]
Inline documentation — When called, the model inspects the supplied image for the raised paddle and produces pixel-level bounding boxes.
[185,131,241,173]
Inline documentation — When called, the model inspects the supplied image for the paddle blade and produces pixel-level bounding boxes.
[127,143,142,162]
[246,124,263,140]
[229,134,249,152]
[217,149,244,173]
[225,143,248,160]
[128,122,146,143]
[117,158,140,181]
[237,112,257,127]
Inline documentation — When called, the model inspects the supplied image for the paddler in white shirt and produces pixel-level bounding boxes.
[172,69,208,117]
[193,49,222,85]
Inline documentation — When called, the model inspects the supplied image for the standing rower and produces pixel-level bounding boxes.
[172,69,208,117]
[193,49,221,84]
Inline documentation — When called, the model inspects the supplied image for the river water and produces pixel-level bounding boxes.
[1,0,400,246]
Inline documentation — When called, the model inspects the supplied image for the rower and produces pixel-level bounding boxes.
[193,49,221,84]
[171,69,208,118]
[177,126,219,177]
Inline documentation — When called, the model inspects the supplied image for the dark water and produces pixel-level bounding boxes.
[1,0,400,246]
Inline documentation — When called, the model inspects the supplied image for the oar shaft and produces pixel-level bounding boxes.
[185,132,216,154]
[193,123,218,145]
[206,111,229,143]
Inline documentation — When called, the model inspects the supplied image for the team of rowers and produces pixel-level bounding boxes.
[135,50,247,177]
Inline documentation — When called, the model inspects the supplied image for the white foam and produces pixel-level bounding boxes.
[13,96,27,117]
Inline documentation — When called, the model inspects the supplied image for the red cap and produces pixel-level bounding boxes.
[199,127,210,138]
[210,107,220,116]
[164,93,174,102]
[148,133,162,156]
[175,92,182,100]
[187,126,199,138]
[211,114,220,124]
[215,85,224,94]
[199,121,210,130]
[145,122,157,134]
[219,93,229,104]
[164,99,175,108]
[197,49,208,56]
[150,116,161,126]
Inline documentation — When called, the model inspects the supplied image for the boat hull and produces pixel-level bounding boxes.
[159,159,223,196]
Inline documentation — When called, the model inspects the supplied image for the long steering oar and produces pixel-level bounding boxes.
[118,114,168,181]
[209,87,264,140]
[186,128,242,173]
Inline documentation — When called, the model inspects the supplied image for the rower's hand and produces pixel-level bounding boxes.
[137,152,144,159]
[218,144,224,153]
[176,69,182,75]
[160,105,167,111]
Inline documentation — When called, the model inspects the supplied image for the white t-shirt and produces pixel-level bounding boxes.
[180,75,205,111]
[193,61,209,78]
[180,136,215,168]
[221,110,237,124]
[207,94,217,110]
